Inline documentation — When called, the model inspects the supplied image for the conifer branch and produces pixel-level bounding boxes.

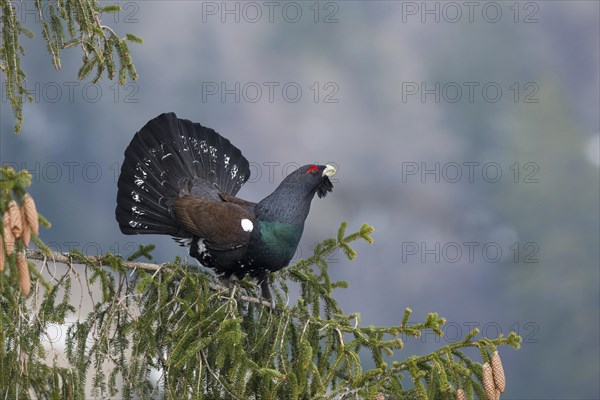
[0,0,141,133]
[24,248,276,309]
[25,248,161,272]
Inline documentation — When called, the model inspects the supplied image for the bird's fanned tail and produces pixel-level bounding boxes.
[115,112,250,236]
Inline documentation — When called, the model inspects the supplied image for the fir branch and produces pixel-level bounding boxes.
[25,248,275,309]
[0,0,141,133]
[0,0,30,132]
[26,249,161,272]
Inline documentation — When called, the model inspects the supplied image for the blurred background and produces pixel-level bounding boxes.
[1,1,598,398]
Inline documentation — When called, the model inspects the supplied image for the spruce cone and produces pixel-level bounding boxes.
[23,194,39,235]
[482,362,496,400]
[455,388,466,400]
[2,213,15,254]
[17,252,30,296]
[0,235,5,272]
[491,351,506,393]
[21,207,31,247]
[8,200,23,238]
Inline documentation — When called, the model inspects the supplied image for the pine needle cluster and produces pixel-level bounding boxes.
[0,0,141,132]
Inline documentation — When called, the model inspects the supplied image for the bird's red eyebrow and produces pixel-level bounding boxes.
[306,165,319,174]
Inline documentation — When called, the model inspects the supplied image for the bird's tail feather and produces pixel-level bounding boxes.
[116,112,250,235]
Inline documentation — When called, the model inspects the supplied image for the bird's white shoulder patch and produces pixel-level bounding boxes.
[241,218,253,232]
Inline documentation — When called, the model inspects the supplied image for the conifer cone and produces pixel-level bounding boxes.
[2,213,15,254]
[455,388,466,400]
[21,207,31,247]
[17,252,30,296]
[8,200,23,238]
[491,351,505,393]
[23,194,39,235]
[482,362,496,400]
[0,235,5,272]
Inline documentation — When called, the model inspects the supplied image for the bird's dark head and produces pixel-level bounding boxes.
[283,164,336,198]
[255,164,336,223]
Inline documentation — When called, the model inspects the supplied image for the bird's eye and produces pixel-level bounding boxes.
[306,165,319,174]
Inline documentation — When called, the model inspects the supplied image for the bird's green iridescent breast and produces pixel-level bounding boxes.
[255,220,304,268]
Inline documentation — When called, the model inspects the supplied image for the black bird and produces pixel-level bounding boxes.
[115,112,336,301]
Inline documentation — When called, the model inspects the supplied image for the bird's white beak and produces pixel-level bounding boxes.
[322,165,337,177]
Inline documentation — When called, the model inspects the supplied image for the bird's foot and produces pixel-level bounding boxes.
[218,275,242,300]
[258,276,275,309]
[219,275,236,289]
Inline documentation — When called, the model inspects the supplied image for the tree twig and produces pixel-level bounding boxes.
[25,249,275,309]
[26,248,161,271]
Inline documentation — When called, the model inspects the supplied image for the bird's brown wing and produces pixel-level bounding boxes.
[172,195,255,250]
[218,192,256,212]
